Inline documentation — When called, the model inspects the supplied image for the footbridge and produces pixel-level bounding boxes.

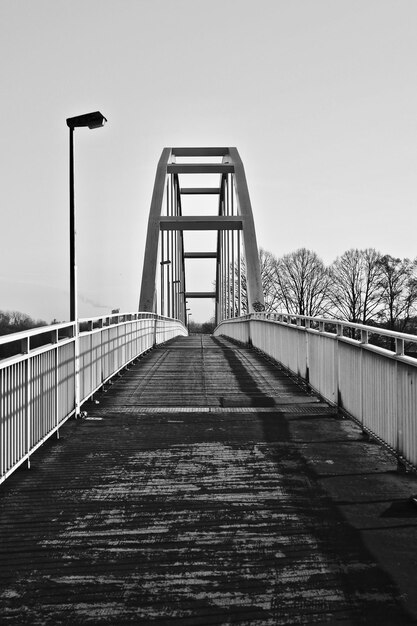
[1,148,417,624]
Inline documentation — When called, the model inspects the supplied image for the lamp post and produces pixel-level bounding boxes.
[66,111,107,322]
[66,111,107,417]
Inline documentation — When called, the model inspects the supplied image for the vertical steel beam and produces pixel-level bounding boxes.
[226,178,230,319]
[227,148,264,313]
[237,230,242,316]
[160,233,165,316]
[139,148,171,312]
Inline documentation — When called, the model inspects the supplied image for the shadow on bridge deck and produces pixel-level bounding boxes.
[1,335,417,624]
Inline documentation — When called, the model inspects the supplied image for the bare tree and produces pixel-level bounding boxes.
[328,248,382,324]
[258,248,282,313]
[272,248,331,316]
[229,248,281,315]
[0,310,46,336]
[377,255,417,333]
[226,246,417,335]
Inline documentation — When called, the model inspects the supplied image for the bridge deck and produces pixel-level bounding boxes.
[1,335,417,624]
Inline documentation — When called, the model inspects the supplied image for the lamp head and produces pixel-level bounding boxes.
[67,111,107,129]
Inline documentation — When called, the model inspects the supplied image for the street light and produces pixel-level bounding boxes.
[66,111,107,418]
[66,111,107,321]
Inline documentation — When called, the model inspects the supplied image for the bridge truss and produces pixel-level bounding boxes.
[139,147,265,324]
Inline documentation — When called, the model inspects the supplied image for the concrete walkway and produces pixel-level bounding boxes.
[1,335,417,624]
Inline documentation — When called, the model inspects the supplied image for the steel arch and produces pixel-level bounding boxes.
[139,147,264,323]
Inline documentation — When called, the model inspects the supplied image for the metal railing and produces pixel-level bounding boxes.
[215,313,417,469]
[0,313,187,484]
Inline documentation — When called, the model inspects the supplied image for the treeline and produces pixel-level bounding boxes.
[240,248,417,334]
[0,310,47,336]
[188,320,216,334]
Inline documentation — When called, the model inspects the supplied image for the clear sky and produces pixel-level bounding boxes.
[1,0,417,323]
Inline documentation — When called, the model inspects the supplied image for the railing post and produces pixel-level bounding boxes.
[359,328,367,431]
[74,321,81,418]
[356,328,369,431]
[21,336,29,356]
[305,318,310,384]
[54,330,60,439]
[26,356,31,469]
[396,338,405,356]
[19,337,32,469]
[335,323,343,409]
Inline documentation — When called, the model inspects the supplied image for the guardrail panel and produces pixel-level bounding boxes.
[79,334,92,402]
[0,314,187,483]
[90,332,102,394]
[307,332,337,404]
[58,342,75,422]
[0,362,27,476]
[397,362,417,466]
[337,342,362,422]
[215,313,417,470]
[362,350,397,450]
[101,328,111,382]
[30,350,56,448]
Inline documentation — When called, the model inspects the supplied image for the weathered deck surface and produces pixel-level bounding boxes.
[1,334,417,624]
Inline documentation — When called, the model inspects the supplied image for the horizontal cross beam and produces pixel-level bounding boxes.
[184,252,217,259]
[167,164,234,174]
[185,292,216,298]
[171,147,229,157]
[159,216,242,231]
[180,187,221,195]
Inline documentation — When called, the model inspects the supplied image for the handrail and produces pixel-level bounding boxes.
[0,312,178,350]
[0,321,75,346]
[262,312,417,343]
[220,312,417,356]
[215,313,417,470]
[0,313,187,484]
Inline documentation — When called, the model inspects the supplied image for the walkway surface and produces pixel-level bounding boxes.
[1,334,417,625]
